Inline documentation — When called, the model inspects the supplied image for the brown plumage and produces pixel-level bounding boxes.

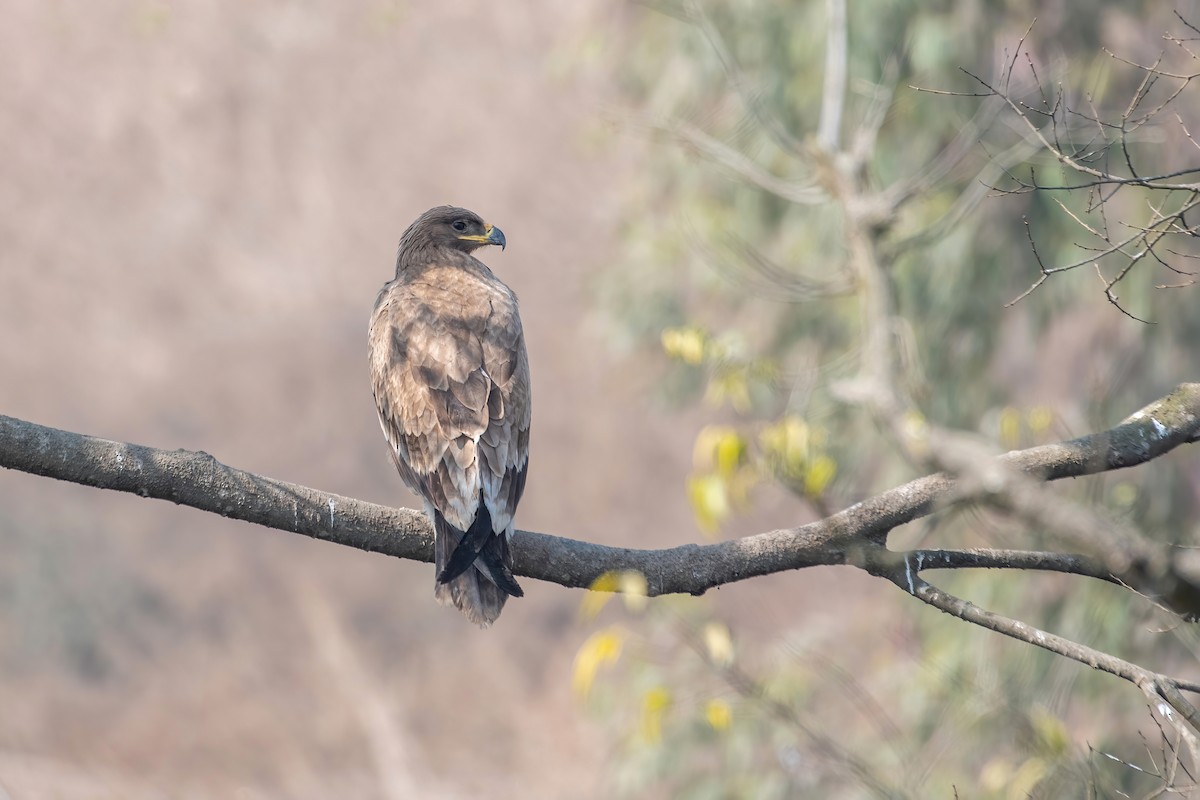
[369,206,530,627]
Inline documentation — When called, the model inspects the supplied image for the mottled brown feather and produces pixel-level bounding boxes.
[368,206,530,627]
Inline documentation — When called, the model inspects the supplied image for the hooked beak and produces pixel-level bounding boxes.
[485,223,506,251]
[457,223,506,251]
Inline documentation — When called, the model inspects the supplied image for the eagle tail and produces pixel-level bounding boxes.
[437,499,496,584]
[433,507,523,628]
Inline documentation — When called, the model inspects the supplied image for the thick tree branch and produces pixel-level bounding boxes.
[0,384,1197,599]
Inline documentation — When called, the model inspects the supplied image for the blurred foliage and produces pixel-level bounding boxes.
[576,0,1200,797]
[574,587,1200,799]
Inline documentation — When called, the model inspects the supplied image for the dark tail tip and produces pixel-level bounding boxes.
[477,540,524,597]
[437,503,495,584]
[435,504,523,598]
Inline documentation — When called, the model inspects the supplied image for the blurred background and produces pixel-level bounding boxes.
[0,1,1198,798]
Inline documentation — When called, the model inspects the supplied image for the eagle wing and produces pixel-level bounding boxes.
[368,264,530,589]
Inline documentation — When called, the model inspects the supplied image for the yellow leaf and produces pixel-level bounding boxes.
[760,416,813,478]
[758,421,784,456]
[1113,482,1137,508]
[640,686,672,743]
[693,426,737,471]
[619,571,649,613]
[783,417,810,457]
[1030,707,1070,758]
[571,628,623,700]
[687,474,729,536]
[1027,406,1054,437]
[705,370,753,412]
[705,699,732,732]
[579,571,620,620]
[999,406,1021,449]
[661,326,706,365]
[804,454,837,497]
[703,622,735,667]
[644,686,671,710]
[980,758,1011,792]
[660,329,676,354]
[714,430,744,477]
[1007,757,1048,800]
[901,409,929,456]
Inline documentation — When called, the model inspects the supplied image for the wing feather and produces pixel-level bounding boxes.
[369,265,530,538]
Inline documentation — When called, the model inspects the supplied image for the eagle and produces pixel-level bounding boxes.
[369,206,530,627]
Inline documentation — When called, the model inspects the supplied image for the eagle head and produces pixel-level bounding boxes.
[403,205,506,255]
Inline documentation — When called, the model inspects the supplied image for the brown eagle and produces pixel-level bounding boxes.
[368,206,530,626]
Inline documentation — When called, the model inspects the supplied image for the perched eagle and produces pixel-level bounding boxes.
[369,206,530,627]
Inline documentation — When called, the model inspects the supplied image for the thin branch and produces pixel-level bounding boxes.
[874,564,1168,691]
[997,165,1200,192]
[960,65,1200,191]
[816,0,847,152]
[698,229,855,300]
[850,58,898,167]
[685,0,806,156]
[888,132,1043,257]
[895,548,1119,583]
[1006,216,1050,306]
[865,557,1200,745]
[667,121,824,205]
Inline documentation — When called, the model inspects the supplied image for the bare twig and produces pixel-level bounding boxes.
[684,0,806,156]
[949,16,1200,310]
[865,557,1200,747]
[667,121,824,205]
[891,548,1118,583]
[873,560,1187,696]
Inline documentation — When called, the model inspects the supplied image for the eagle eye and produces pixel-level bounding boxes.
[452,220,468,232]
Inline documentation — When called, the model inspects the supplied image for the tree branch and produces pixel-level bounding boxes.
[946,18,1200,311]
[867,558,1200,745]
[1,384,1197,599]
[892,548,1120,584]
[816,0,847,152]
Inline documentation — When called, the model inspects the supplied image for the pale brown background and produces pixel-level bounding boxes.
[0,2,866,797]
